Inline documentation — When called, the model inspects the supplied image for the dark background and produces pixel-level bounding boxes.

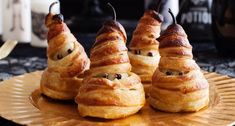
[60,0,144,20]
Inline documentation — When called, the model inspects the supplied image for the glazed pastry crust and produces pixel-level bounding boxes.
[128,51,159,95]
[78,104,143,119]
[149,24,209,112]
[40,12,90,100]
[149,88,209,112]
[47,32,89,78]
[77,73,145,106]
[128,51,159,82]
[128,10,162,94]
[76,20,145,119]
[129,10,162,49]
[41,69,83,100]
[149,70,209,112]
[76,73,145,119]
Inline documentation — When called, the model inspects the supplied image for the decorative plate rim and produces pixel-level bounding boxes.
[0,71,235,126]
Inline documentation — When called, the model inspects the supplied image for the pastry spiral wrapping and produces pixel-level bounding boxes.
[40,3,90,100]
[128,10,163,94]
[149,9,209,112]
[76,19,145,119]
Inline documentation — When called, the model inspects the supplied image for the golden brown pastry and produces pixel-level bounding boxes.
[128,1,163,95]
[75,3,145,119]
[40,2,90,100]
[149,9,209,112]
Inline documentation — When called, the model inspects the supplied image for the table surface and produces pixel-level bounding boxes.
[1,42,235,81]
[0,41,235,125]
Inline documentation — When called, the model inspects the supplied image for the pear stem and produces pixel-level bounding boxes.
[107,3,116,21]
[156,0,162,12]
[49,2,58,13]
[168,8,177,24]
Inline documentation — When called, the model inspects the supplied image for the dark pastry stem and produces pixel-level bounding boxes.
[48,2,64,23]
[156,0,162,12]
[107,3,116,21]
[49,1,58,13]
[168,8,177,24]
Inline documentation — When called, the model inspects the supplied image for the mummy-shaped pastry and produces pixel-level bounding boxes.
[128,1,162,95]
[149,9,209,112]
[75,3,145,119]
[40,2,90,100]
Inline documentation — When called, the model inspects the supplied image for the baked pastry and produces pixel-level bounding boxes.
[128,1,163,95]
[75,3,145,119]
[149,9,209,112]
[40,2,90,100]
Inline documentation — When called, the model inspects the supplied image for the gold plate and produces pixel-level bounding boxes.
[0,71,235,126]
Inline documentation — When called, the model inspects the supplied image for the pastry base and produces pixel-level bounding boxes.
[1,71,235,125]
[78,104,143,119]
[41,84,78,100]
[148,96,209,112]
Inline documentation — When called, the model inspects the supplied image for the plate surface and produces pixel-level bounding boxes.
[0,71,235,126]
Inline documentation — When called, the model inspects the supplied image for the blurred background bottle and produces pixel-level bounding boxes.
[2,0,31,43]
[0,0,2,40]
[177,0,213,42]
[31,0,60,48]
[212,0,235,56]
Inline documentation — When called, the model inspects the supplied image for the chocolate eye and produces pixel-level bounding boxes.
[148,52,153,57]
[115,74,122,79]
[166,71,173,75]
[134,50,141,55]
[57,54,63,60]
[179,72,183,76]
[67,49,72,54]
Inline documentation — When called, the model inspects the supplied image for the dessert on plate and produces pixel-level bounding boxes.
[128,0,163,95]
[75,3,145,119]
[40,2,90,100]
[149,9,209,112]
